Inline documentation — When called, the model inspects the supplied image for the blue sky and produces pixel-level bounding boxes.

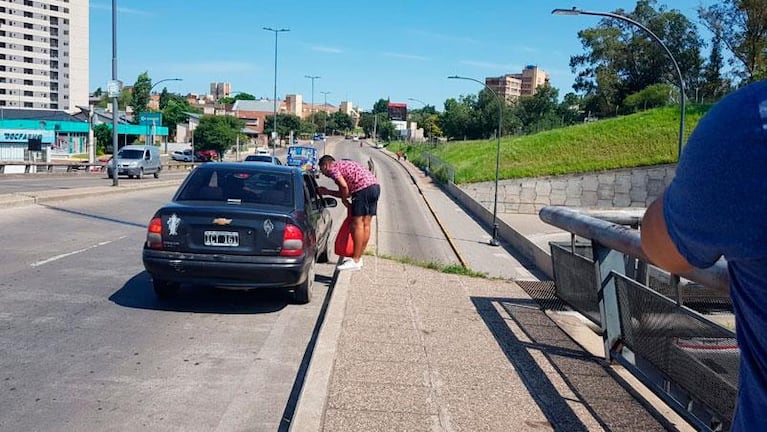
[89,1,713,111]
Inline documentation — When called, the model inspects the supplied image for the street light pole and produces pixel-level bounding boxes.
[407,97,428,143]
[147,77,182,152]
[264,26,290,156]
[111,0,119,187]
[552,7,686,157]
[305,74,320,121]
[448,75,502,246]
[320,91,330,153]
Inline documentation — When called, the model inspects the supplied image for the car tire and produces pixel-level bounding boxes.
[153,168,160,179]
[152,278,179,298]
[292,262,314,304]
[137,168,144,179]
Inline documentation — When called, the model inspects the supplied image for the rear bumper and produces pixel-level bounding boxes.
[142,249,309,289]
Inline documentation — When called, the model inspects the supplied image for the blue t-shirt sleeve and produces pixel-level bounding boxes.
[663,82,767,266]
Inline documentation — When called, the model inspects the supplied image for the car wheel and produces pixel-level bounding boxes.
[137,168,144,179]
[153,168,160,179]
[152,278,180,298]
[292,262,314,304]
[127,174,133,179]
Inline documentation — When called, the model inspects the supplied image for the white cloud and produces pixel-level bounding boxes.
[90,3,152,16]
[311,45,343,54]
[382,52,429,61]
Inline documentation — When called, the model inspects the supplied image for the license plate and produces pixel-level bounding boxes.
[203,231,239,247]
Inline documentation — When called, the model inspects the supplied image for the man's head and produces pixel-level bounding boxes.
[319,155,335,177]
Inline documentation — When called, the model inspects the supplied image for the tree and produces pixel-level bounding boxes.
[94,123,112,154]
[623,83,673,111]
[331,111,353,132]
[264,113,301,138]
[698,35,732,102]
[217,92,256,105]
[359,112,393,139]
[372,98,389,114]
[515,85,560,133]
[193,115,245,155]
[162,99,201,141]
[130,72,152,121]
[439,96,478,140]
[570,0,703,117]
[698,0,767,83]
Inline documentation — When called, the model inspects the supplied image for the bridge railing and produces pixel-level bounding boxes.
[0,160,199,174]
[540,205,737,432]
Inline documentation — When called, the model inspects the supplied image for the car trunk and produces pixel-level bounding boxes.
[156,204,295,256]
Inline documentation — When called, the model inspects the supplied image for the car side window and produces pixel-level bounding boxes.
[303,174,321,211]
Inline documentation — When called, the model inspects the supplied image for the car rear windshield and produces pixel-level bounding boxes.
[176,168,294,206]
[244,155,273,163]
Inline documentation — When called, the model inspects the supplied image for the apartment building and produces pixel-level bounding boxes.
[0,0,88,112]
[210,82,231,100]
[485,65,550,102]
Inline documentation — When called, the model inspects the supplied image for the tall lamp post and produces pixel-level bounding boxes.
[320,90,330,154]
[147,77,182,151]
[110,0,119,187]
[305,74,320,122]
[552,7,686,157]
[264,26,290,156]
[407,97,428,143]
[448,75,503,247]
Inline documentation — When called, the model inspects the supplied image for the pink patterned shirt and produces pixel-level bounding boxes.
[326,159,379,194]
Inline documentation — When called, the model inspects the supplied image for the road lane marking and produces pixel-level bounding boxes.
[30,236,127,267]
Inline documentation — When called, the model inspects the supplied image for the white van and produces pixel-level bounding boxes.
[107,145,162,179]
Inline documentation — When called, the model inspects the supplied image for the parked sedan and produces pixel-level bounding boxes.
[244,154,282,165]
[142,163,337,303]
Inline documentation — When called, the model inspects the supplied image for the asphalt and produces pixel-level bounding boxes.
[0,154,693,431]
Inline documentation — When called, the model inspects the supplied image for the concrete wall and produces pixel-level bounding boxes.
[458,164,676,215]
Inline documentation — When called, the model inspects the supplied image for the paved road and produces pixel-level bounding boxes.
[0,170,191,194]
[0,187,338,431]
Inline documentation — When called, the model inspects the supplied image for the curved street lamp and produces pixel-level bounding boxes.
[147,78,182,151]
[552,7,686,158]
[448,75,502,247]
[264,26,290,156]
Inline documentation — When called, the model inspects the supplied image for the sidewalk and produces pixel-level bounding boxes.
[290,157,690,431]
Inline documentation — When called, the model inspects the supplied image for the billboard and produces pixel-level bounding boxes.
[387,103,407,121]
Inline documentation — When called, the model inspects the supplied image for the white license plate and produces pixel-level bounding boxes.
[203,231,239,247]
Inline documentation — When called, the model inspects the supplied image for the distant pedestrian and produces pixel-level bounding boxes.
[641,80,767,430]
[317,155,380,271]
[396,150,403,160]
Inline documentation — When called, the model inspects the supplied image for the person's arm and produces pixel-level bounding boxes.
[641,194,694,274]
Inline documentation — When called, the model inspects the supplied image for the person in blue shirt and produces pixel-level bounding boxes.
[641,80,767,430]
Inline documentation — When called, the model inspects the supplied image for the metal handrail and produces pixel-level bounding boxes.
[540,206,729,294]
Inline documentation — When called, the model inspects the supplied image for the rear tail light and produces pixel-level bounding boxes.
[280,223,304,257]
[146,217,163,250]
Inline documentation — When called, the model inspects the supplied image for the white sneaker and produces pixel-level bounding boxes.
[337,259,362,271]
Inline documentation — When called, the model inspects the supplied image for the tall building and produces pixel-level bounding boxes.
[209,82,231,100]
[0,0,88,112]
[485,65,550,102]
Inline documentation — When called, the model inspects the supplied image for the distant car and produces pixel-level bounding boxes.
[171,149,194,162]
[244,154,282,165]
[352,136,359,141]
[256,147,270,155]
[107,145,162,179]
[141,163,337,303]
[195,150,218,162]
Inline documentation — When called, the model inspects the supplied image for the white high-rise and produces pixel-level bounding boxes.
[0,0,88,112]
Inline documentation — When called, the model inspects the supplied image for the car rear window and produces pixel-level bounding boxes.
[176,168,293,206]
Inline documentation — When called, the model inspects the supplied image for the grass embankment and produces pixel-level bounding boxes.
[390,105,710,184]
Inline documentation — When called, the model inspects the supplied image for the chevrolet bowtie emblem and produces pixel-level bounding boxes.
[212,218,232,226]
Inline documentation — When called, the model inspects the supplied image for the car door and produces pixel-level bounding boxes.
[302,173,332,252]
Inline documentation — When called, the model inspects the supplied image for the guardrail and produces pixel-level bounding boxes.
[0,160,203,174]
[539,205,736,431]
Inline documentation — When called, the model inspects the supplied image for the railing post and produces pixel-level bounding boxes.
[593,240,626,362]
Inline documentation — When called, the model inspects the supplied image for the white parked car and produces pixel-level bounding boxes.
[171,149,194,162]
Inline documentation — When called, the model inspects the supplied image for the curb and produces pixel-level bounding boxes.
[289,269,352,432]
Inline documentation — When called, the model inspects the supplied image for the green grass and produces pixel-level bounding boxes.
[390,105,710,184]
[365,252,490,278]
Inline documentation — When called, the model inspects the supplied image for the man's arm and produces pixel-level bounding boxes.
[641,194,694,274]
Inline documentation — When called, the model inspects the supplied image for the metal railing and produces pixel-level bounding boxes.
[420,151,455,184]
[540,205,736,431]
